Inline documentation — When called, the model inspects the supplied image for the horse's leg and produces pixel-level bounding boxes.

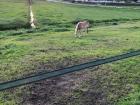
[79,30,82,37]
[75,28,78,37]
[83,28,88,36]
[82,28,86,36]
[75,31,77,37]
[84,28,86,36]
[87,28,88,34]
[75,29,80,38]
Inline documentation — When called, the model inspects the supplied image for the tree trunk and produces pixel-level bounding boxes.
[28,0,36,28]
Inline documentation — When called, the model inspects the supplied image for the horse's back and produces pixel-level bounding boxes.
[77,21,89,29]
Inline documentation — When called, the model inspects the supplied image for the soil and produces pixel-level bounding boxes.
[20,57,132,105]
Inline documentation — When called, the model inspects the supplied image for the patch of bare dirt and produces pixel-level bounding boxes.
[19,57,132,105]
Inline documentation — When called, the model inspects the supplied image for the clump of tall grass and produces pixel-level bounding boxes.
[0,19,29,31]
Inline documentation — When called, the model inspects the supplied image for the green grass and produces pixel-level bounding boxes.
[1,0,140,30]
[117,85,140,105]
[0,0,140,105]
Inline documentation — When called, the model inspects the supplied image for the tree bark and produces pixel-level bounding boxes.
[27,0,36,28]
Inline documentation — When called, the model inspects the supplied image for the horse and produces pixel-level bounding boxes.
[75,21,90,37]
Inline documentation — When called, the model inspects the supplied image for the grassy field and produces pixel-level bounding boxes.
[0,0,140,105]
[1,0,140,30]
